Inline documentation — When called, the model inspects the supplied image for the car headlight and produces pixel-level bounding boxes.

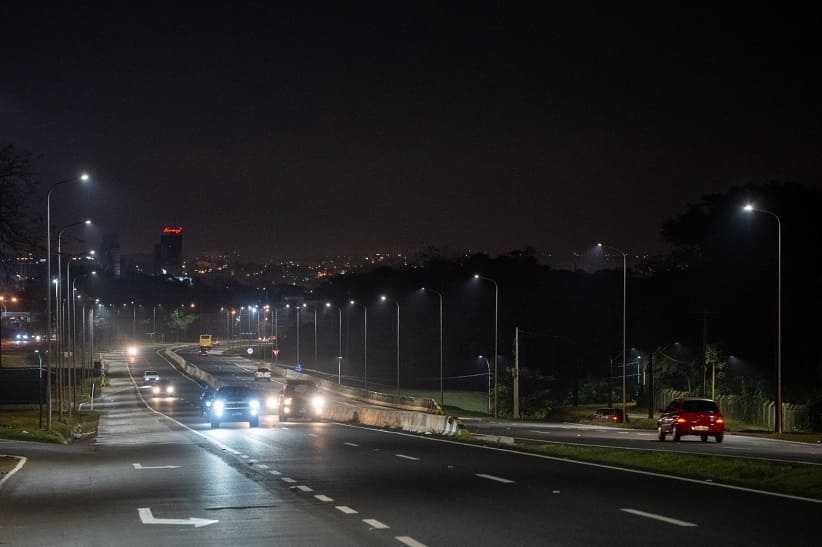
[266,396,278,409]
[284,397,293,405]
[127,346,137,356]
[166,386,174,393]
[152,386,160,394]
[205,400,212,407]
[249,399,260,409]
[312,396,324,409]
[214,400,225,411]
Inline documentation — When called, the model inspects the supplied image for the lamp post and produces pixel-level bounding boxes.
[479,355,492,414]
[380,295,400,395]
[597,243,628,424]
[326,303,343,384]
[421,288,444,407]
[349,300,368,388]
[46,173,88,431]
[474,274,499,418]
[743,204,783,434]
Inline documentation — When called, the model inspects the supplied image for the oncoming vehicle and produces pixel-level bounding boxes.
[658,397,725,443]
[255,367,272,381]
[199,333,212,354]
[208,386,263,428]
[279,380,324,422]
[151,379,175,397]
[143,370,159,384]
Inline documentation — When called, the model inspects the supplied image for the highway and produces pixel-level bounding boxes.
[0,345,819,546]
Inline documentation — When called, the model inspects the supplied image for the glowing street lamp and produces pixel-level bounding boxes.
[743,203,783,434]
[473,274,499,417]
[597,242,628,424]
[380,295,400,395]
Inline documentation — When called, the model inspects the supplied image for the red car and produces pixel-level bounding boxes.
[657,398,725,443]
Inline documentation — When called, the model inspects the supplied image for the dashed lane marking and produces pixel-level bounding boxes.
[476,473,515,484]
[363,518,389,529]
[296,485,314,492]
[395,454,420,461]
[396,536,427,547]
[336,506,358,514]
[268,470,281,476]
[282,477,296,483]
[344,442,360,447]
[621,508,698,527]
[315,495,334,502]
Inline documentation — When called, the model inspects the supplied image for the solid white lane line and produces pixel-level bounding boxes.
[336,506,359,514]
[344,442,360,447]
[268,470,281,476]
[282,477,296,483]
[396,536,427,547]
[296,485,313,492]
[0,455,26,490]
[620,508,698,527]
[476,473,515,484]
[395,454,420,461]
[363,518,389,529]
[315,495,334,502]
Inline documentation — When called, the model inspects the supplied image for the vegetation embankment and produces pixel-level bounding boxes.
[0,405,100,444]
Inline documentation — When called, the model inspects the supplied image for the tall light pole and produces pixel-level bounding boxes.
[479,355,492,414]
[46,174,88,430]
[349,300,367,388]
[326,303,343,384]
[743,204,783,434]
[421,287,444,407]
[597,243,628,424]
[380,295,400,395]
[474,275,499,418]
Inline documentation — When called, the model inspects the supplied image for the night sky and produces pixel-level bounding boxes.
[3,2,821,261]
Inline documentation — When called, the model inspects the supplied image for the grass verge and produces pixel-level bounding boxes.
[464,436,822,499]
[0,406,100,444]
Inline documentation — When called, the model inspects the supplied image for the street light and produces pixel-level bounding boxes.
[743,203,783,434]
[478,355,492,414]
[380,295,400,395]
[597,243,629,424]
[326,302,343,384]
[349,300,368,388]
[473,274,499,418]
[421,287,444,408]
[46,173,89,431]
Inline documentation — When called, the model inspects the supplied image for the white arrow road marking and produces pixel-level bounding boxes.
[476,473,515,484]
[363,518,389,529]
[137,508,218,528]
[620,508,698,527]
[132,463,180,469]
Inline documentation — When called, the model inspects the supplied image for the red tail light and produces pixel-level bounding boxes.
[716,418,724,424]
[611,415,618,422]
[676,417,686,424]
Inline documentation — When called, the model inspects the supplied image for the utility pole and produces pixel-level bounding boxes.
[513,327,520,419]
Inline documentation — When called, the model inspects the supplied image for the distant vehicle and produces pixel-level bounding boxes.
[143,370,159,384]
[255,367,272,381]
[151,379,175,397]
[127,345,138,357]
[658,398,725,442]
[199,334,212,353]
[208,386,262,428]
[279,380,324,422]
[591,408,627,423]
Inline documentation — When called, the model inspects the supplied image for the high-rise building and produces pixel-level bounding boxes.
[154,226,183,276]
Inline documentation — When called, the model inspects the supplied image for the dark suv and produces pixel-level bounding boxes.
[279,380,324,422]
[658,398,725,442]
[591,407,627,423]
[208,386,263,428]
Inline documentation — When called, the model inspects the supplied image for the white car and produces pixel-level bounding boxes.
[255,367,272,381]
[143,370,160,384]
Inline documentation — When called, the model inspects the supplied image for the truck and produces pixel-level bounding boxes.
[199,334,213,354]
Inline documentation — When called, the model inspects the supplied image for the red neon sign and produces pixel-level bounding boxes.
[162,226,183,234]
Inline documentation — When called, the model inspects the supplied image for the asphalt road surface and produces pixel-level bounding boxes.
[0,346,819,546]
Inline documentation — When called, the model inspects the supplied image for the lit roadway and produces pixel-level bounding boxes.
[0,347,818,546]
